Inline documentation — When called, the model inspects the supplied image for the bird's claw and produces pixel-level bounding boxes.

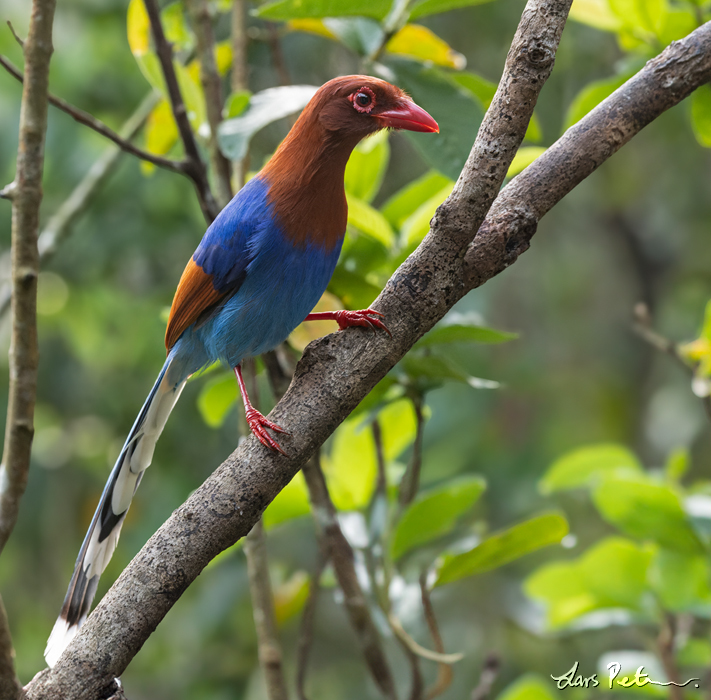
[245,408,289,455]
[335,308,391,337]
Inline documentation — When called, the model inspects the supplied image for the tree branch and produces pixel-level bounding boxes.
[462,20,711,290]
[0,0,56,556]
[142,0,219,223]
[0,593,21,700]
[302,456,397,699]
[22,2,627,697]
[244,520,289,700]
[0,55,185,176]
[185,0,233,207]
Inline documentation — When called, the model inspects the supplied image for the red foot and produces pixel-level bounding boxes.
[245,407,289,456]
[305,308,391,336]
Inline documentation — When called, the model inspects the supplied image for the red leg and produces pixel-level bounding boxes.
[235,364,288,455]
[304,308,391,336]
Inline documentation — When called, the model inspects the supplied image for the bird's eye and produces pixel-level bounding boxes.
[351,86,376,114]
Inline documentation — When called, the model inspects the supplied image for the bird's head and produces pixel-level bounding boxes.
[307,75,439,139]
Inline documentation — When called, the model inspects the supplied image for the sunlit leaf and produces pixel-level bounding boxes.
[386,24,466,69]
[274,571,310,625]
[401,182,454,248]
[223,90,251,119]
[691,85,711,148]
[287,18,337,39]
[564,72,631,130]
[665,447,689,481]
[263,472,311,528]
[347,195,396,249]
[215,41,233,75]
[256,0,391,21]
[180,61,208,131]
[507,147,546,177]
[162,3,192,51]
[386,59,483,180]
[525,537,653,627]
[435,513,568,586]
[569,0,622,31]
[144,98,179,162]
[656,7,696,44]
[381,170,452,230]
[218,85,318,161]
[648,548,711,611]
[378,398,418,464]
[540,443,642,494]
[391,476,486,560]
[345,130,390,203]
[497,675,557,700]
[197,372,236,428]
[289,291,341,351]
[410,0,497,20]
[127,0,150,56]
[593,473,704,553]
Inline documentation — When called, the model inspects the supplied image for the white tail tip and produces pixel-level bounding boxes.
[44,617,79,667]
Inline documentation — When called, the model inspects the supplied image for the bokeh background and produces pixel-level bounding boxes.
[1,0,711,697]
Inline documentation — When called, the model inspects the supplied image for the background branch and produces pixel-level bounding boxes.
[0,91,159,319]
[23,0,573,694]
[244,520,289,700]
[142,0,219,222]
[0,56,184,176]
[185,0,233,207]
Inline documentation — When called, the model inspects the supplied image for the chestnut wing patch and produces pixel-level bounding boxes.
[165,259,228,351]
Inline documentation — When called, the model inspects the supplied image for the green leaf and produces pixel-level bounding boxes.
[592,473,704,553]
[322,414,377,511]
[400,353,500,391]
[677,638,711,667]
[648,549,711,611]
[539,443,642,494]
[256,0,392,20]
[609,0,664,35]
[691,85,711,148]
[416,322,518,348]
[391,476,486,560]
[656,7,696,45]
[197,372,236,428]
[378,399,418,464]
[497,675,557,700]
[345,130,390,203]
[328,266,381,310]
[410,0,497,20]
[568,0,622,31]
[381,171,452,229]
[507,147,546,177]
[564,72,632,130]
[223,90,251,119]
[386,24,466,69]
[665,447,689,481]
[218,85,318,161]
[435,513,568,586]
[144,98,179,161]
[323,17,384,56]
[161,3,193,51]
[400,182,454,248]
[524,537,653,628]
[700,300,711,341]
[177,62,207,132]
[263,472,311,528]
[346,195,396,249]
[386,59,484,181]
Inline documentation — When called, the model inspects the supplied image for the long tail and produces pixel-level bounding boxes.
[45,358,186,667]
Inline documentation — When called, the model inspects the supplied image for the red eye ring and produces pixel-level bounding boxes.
[351,86,376,114]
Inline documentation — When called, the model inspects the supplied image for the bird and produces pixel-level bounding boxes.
[44,74,438,667]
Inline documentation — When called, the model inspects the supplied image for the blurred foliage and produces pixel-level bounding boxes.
[1,0,711,697]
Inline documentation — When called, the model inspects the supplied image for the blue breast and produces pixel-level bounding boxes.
[170,177,343,376]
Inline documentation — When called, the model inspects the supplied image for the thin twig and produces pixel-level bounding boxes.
[142,0,219,222]
[296,550,329,700]
[244,520,289,700]
[658,614,683,700]
[0,92,159,319]
[6,21,24,48]
[398,394,424,509]
[265,22,290,86]
[419,574,454,700]
[470,654,501,700]
[0,593,21,700]
[185,0,233,207]
[0,55,185,176]
[0,0,56,558]
[302,455,398,700]
[633,303,711,421]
